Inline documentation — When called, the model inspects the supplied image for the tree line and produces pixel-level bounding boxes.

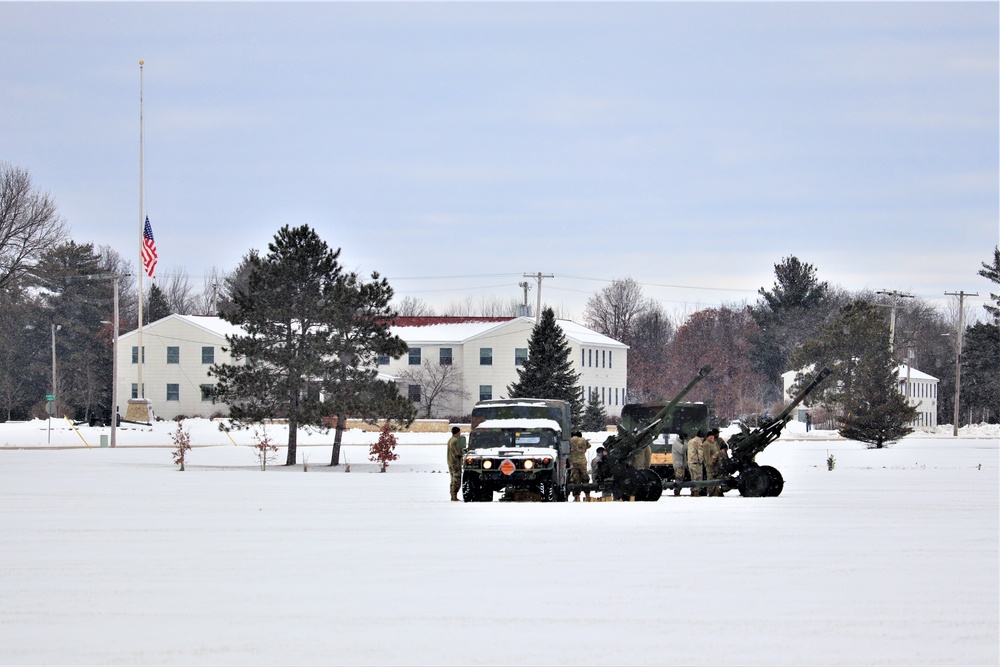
[579,255,1000,434]
[1,162,997,440]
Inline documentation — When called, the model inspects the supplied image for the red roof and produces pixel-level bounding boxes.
[393,316,514,327]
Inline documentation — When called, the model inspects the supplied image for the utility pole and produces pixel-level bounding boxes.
[876,289,913,353]
[945,290,978,437]
[523,272,554,324]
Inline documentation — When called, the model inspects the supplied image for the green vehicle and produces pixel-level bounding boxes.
[620,401,710,481]
[461,398,572,502]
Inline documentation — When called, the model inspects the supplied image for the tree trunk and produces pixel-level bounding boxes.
[329,410,346,466]
[285,414,298,465]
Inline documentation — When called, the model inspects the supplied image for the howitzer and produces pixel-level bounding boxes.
[590,365,712,501]
[723,366,832,497]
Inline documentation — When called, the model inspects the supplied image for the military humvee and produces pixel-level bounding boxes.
[460,398,571,502]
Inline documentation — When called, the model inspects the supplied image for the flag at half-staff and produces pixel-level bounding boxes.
[141,216,157,278]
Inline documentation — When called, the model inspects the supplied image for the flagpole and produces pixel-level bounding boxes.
[137,59,144,402]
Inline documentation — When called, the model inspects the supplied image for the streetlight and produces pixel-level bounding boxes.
[48,323,61,445]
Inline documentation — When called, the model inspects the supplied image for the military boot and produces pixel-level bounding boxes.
[450,491,459,502]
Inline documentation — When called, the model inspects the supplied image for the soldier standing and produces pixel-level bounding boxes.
[686,430,705,496]
[671,434,688,496]
[569,431,591,501]
[702,429,721,496]
[631,442,652,470]
[447,426,467,501]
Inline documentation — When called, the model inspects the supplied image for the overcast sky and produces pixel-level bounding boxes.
[2,2,997,320]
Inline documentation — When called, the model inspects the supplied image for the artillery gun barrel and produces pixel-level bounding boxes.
[610,364,711,463]
[728,366,831,466]
[773,367,833,424]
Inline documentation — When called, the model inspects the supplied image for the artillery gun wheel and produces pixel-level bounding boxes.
[615,467,646,501]
[737,466,770,497]
[639,468,663,501]
[760,466,784,496]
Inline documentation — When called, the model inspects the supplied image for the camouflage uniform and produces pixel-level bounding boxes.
[671,437,688,496]
[686,435,704,496]
[702,435,721,496]
[447,433,467,500]
[630,444,652,470]
[569,435,591,500]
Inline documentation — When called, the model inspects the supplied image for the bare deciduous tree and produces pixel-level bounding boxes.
[397,360,469,418]
[395,296,436,317]
[443,294,521,317]
[0,163,68,291]
[98,245,138,327]
[162,269,195,315]
[584,277,649,345]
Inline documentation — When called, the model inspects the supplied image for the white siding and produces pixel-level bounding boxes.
[116,315,236,420]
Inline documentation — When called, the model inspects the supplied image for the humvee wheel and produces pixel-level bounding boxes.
[463,478,490,502]
[539,480,558,502]
[760,466,784,496]
[737,467,770,497]
[639,468,663,501]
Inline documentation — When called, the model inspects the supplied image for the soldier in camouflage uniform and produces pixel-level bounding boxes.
[702,429,722,496]
[671,433,688,496]
[447,426,467,501]
[686,431,705,496]
[569,431,591,501]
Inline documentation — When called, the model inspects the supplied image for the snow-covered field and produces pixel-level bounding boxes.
[1,419,997,665]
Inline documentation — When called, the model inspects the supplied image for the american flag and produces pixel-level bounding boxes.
[141,216,158,278]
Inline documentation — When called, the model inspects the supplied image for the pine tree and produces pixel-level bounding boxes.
[211,224,345,465]
[979,246,999,322]
[145,283,171,324]
[507,308,583,425]
[792,300,917,448]
[581,388,608,432]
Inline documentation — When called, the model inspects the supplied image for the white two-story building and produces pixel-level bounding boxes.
[116,315,628,421]
[782,364,939,429]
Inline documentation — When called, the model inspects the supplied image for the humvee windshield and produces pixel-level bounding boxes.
[469,428,557,449]
[471,404,563,423]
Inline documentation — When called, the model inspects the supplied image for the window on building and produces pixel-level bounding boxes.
[167,346,179,364]
[602,350,606,368]
[515,348,528,366]
[609,351,613,369]
[479,385,493,401]
[201,346,214,364]
[581,348,585,366]
[602,387,606,404]
[131,383,144,399]
[588,349,592,367]
[440,348,453,365]
[480,348,493,365]
[166,384,179,401]
[377,354,390,365]
[408,348,421,365]
[131,346,145,364]
[200,384,214,402]
[408,384,421,402]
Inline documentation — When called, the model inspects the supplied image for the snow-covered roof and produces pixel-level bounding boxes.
[390,319,513,344]
[391,316,627,347]
[118,314,244,341]
[895,364,938,382]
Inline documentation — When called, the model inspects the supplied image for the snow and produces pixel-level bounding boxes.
[1,419,997,665]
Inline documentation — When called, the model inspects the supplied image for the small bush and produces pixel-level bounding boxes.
[826,452,836,471]
[369,422,399,472]
[171,420,192,471]
[251,426,279,471]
